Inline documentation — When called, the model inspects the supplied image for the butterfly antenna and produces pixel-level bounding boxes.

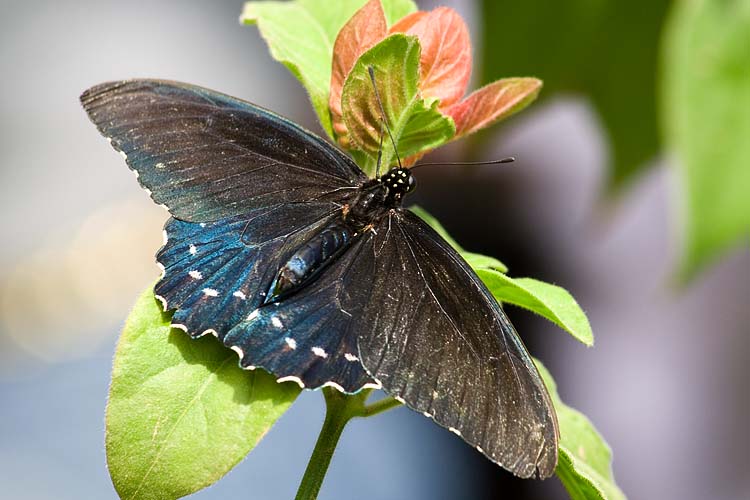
[368,66,403,170]
[375,119,385,178]
[410,157,516,170]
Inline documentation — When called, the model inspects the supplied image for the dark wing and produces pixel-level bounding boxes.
[156,202,375,393]
[80,79,367,221]
[222,231,379,393]
[346,210,559,478]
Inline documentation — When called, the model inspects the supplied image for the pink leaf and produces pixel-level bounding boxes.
[329,0,387,146]
[391,7,471,109]
[447,78,543,139]
[388,11,426,33]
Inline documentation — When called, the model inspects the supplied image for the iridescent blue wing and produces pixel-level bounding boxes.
[345,210,559,478]
[82,79,376,392]
[80,80,367,222]
[222,232,379,393]
[156,202,376,393]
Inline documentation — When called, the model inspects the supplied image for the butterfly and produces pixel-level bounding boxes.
[80,79,558,478]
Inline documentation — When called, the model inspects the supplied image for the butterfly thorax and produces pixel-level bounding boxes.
[347,167,416,217]
[379,167,416,205]
[265,168,415,304]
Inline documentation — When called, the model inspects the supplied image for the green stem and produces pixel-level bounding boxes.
[361,395,402,417]
[295,389,402,500]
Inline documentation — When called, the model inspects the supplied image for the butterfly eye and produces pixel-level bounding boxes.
[406,173,416,192]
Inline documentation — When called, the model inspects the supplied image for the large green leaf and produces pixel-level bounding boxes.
[535,362,626,500]
[242,0,417,137]
[661,0,750,279]
[462,251,509,275]
[106,285,300,500]
[478,271,594,346]
[478,0,670,189]
[342,34,456,176]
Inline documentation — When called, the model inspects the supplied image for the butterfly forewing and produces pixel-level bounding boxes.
[346,210,559,478]
[80,80,367,221]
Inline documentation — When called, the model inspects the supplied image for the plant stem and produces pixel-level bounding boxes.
[295,389,360,500]
[295,389,402,499]
[361,395,402,417]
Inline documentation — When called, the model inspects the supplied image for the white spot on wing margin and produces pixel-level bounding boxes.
[277,376,305,388]
[322,381,345,392]
[154,294,168,311]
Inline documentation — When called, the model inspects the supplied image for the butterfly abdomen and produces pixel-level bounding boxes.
[266,220,356,303]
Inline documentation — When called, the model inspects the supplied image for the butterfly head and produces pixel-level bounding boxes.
[380,167,416,204]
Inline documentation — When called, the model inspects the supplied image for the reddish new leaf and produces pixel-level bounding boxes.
[329,0,387,146]
[447,78,542,139]
[391,7,471,109]
[388,10,426,33]
[342,34,455,176]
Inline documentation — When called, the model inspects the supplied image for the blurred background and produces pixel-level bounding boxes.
[1,0,748,499]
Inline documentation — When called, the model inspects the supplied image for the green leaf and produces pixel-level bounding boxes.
[107,285,300,500]
[380,0,418,26]
[477,270,593,346]
[342,34,456,176]
[534,361,626,500]
[479,0,671,189]
[242,0,363,137]
[661,0,750,279]
[461,251,508,274]
[242,0,417,137]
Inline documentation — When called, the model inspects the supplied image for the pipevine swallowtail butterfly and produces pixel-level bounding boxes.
[80,79,558,478]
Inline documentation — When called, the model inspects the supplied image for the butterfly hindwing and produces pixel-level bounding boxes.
[156,201,375,392]
[80,80,367,221]
[346,209,559,478]
[156,202,337,335]
[222,231,378,392]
